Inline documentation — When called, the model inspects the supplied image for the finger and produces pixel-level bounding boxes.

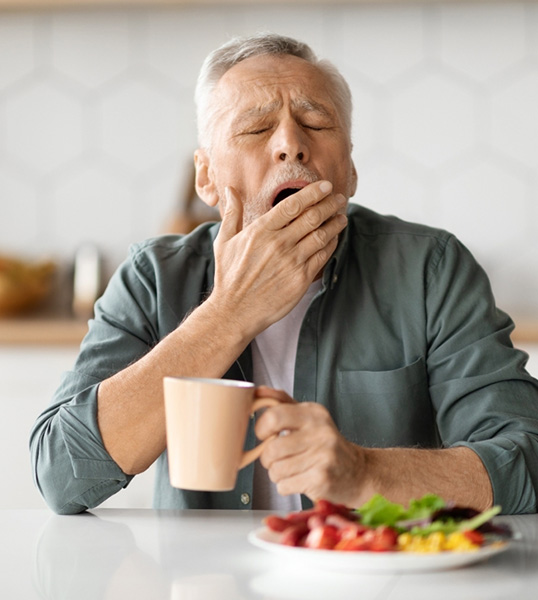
[264,439,329,496]
[255,402,328,440]
[216,186,243,242]
[297,214,347,276]
[287,192,347,242]
[259,428,310,469]
[254,386,295,404]
[266,180,333,230]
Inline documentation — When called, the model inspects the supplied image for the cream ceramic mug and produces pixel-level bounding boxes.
[163,377,279,491]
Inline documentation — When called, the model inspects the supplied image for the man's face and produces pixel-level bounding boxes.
[195,54,357,226]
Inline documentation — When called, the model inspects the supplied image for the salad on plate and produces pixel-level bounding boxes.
[259,494,512,554]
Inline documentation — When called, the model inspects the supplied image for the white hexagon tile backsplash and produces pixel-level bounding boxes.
[0,1,537,317]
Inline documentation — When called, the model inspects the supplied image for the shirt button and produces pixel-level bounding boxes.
[332,274,338,285]
[240,493,251,505]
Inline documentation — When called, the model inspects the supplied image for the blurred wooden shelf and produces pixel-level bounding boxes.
[0,0,485,9]
[0,311,536,346]
[0,318,88,345]
[512,318,538,345]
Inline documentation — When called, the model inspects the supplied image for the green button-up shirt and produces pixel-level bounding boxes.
[30,204,538,514]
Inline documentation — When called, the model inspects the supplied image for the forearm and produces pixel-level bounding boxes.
[97,296,250,475]
[357,445,493,511]
[98,183,347,476]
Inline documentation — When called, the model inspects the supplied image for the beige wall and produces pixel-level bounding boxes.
[0,1,537,319]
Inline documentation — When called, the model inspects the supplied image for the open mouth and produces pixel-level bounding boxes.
[272,188,302,207]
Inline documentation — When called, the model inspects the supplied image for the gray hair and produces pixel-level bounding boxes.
[195,33,353,150]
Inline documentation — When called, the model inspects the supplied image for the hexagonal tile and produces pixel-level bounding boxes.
[439,3,527,81]
[491,72,538,169]
[437,159,529,257]
[352,158,427,224]
[137,159,198,239]
[347,81,377,157]
[243,6,325,51]
[51,164,133,257]
[0,13,35,90]
[4,82,84,173]
[51,11,130,88]
[392,73,475,167]
[146,7,246,89]
[0,170,38,251]
[337,5,425,83]
[101,81,186,171]
[491,239,538,315]
[530,5,538,61]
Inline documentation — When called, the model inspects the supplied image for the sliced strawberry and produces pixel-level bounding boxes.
[304,525,340,550]
[326,514,368,533]
[279,523,309,547]
[307,514,326,530]
[263,515,291,532]
[285,509,319,523]
[314,499,356,519]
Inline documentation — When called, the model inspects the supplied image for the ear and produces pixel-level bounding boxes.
[349,160,358,197]
[194,149,219,207]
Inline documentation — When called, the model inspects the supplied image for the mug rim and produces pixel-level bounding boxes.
[164,376,254,388]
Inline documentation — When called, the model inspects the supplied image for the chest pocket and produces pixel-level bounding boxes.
[335,357,438,448]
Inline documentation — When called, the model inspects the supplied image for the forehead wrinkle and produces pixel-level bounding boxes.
[231,99,282,129]
[291,96,333,118]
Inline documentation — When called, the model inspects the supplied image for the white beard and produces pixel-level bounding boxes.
[219,163,320,228]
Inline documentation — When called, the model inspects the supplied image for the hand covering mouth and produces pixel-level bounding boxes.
[272,188,301,207]
[271,181,310,207]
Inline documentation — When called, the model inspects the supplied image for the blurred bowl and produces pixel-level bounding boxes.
[0,255,56,317]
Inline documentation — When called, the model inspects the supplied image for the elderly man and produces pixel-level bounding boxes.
[31,33,538,515]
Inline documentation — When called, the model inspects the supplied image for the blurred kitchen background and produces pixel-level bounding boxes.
[1,0,537,509]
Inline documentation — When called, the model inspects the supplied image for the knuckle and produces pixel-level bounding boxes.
[311,226,328,246]
[304,206,322,228]
[269,463,281,483]
[280,199,302,220]
[304,402,330,421]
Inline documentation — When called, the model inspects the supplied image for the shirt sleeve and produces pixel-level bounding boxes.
[30,251,160,514]
[425,235,538,514]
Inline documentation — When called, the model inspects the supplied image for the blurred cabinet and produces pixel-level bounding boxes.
[0,346,154,509]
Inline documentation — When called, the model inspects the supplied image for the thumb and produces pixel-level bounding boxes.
[218,186,243,241]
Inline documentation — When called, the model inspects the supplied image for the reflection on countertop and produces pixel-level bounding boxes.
[23,509,538,600]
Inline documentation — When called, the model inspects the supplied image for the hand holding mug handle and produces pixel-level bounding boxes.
[238,397,280,469]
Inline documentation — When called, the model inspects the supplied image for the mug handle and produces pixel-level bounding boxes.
[238,397,280,470]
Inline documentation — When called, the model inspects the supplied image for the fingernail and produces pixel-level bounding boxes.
[319,181,332,194]
[336,194,347,205]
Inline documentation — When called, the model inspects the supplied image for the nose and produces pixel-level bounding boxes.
[271,120,309,164]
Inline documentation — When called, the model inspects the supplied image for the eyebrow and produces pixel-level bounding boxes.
[230,100,281,130]
[231,97,334,130]
[291,97,333,118]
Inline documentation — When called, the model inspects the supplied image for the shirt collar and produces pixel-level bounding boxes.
[322,215,350,291]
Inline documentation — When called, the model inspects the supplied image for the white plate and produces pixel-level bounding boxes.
[248,527,510,574]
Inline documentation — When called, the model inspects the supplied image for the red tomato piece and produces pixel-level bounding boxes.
[334,534,374,552]
[463,530,485,546]
[369,526,398,552]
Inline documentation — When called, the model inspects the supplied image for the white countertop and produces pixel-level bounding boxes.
[1,509,537,600]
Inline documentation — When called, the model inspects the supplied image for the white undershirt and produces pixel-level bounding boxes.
[251,280,322,510]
